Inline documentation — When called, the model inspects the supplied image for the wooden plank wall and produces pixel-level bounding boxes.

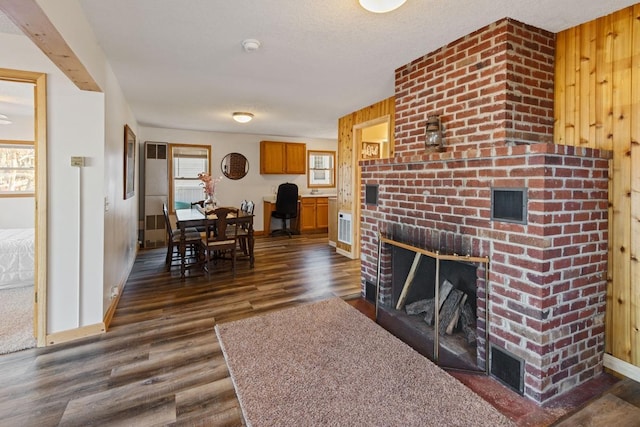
[336,97,395,256]
[554,4,640,366]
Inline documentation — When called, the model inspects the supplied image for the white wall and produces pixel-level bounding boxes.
[35,0,139,323]
[0,32,104,332]
[0,0,139,334]
[139,127,337,231]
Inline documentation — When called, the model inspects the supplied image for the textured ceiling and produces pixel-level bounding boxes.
[3,1,639,139]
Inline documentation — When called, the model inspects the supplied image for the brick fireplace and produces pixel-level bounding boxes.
[359,18,610,404]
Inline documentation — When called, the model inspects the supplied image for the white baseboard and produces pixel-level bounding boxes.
[603,353,640,383]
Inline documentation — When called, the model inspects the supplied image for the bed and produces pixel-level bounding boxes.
[0,228,35,290]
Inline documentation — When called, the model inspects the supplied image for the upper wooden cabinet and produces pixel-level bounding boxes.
[260,141,306,174]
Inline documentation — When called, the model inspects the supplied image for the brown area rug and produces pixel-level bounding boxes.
[215,297,514,426]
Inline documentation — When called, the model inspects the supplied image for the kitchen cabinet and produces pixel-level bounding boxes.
[263,199,300,235]
[260,140,306,174]
[300,196,329,233]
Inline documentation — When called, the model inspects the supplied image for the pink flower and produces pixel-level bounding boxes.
[198,172,222,197]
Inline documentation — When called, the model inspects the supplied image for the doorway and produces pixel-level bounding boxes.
[0,68,47,350]
[350,115,392,260]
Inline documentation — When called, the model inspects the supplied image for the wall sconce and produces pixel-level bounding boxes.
[425,115,444,150]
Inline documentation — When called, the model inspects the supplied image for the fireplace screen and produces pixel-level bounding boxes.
[376,236,489,373]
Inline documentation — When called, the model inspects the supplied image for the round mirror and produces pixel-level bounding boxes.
[221,152,249,180]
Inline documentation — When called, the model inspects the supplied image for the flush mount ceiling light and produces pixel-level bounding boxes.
[0,114,11,125]
[359,0,407,13]
[232,112,254,123]
[242,39,261,52]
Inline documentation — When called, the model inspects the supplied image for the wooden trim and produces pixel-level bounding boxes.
[0,0,101,92]
[46,323,105,346]
[0,69,48,347]
[0,139,35,145]
[604,353,640,383]
[34,72,47,346]
[335,247,356,259]
[103,290,122,330]
[337,97,394,259]
[168,143,212,213]
[103,246,137,330]
[0,193,35,198]
[379,236,489,263]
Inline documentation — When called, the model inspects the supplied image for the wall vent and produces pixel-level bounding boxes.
[491,187,527,224]
[338,212,352,245]
[490,344,524,395]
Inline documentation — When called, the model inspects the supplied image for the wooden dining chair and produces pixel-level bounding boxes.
[202,207,239,278]
[235,200,254,257]
[162,203,201,271]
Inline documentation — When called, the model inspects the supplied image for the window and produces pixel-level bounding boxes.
[169,144,211,210]
[307,150,335,188]
[0,141,35,196]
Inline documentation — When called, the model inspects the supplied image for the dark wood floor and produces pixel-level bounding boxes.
[0,234,638,426]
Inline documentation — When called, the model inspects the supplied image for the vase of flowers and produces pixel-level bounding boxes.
[198,172,221,208]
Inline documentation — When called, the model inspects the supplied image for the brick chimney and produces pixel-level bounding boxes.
[360,18,610,404]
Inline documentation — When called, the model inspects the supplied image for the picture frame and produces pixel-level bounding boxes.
[362,141,380,159]
[123,124,136,199]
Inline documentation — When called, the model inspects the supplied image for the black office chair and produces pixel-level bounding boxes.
[270,183,299,237]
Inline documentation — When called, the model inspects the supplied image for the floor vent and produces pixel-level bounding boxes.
[490,344,524,395]
[365,281,377,304]
[338,212,352,245]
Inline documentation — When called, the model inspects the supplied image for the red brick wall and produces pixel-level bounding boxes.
[394,19,554,158]
[361,19,611,404]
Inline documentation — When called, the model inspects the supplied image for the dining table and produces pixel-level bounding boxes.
[175,205,255,278]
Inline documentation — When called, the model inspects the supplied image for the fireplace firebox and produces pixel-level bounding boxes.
[375,235,489,373]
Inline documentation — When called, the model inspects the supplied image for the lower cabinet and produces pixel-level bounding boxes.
[300,197,328,233]
[263,196,329,234]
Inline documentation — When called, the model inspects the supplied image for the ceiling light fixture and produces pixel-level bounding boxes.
[359,0,407,13]
[242,39,261,52]
[232,112,254,123]
[0,114,11,125]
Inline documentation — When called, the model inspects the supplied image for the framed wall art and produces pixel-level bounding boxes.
[123,124,136,199]
[362,141,380,159]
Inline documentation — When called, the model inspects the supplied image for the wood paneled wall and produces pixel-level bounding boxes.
[336,97,395,256]
[554,4,640,367]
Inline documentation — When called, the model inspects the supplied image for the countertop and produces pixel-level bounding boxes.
[263,193,337,203]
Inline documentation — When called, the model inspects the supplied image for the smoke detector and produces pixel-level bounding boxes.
[242,39,261,52]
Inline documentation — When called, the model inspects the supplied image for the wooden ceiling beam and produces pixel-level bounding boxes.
[0,0,101,92]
